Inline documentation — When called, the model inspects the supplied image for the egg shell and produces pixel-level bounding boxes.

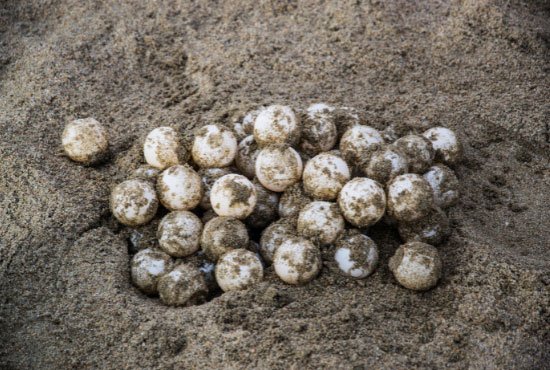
[303,153,351,201]
[157,211,203,257]
[338,178,386,228]
[143,126,183,170]
[253,105,301,147]
[297,201,345,246]
[130,165,160,183]
[393,135,434,174]
[334,229,379,279]
[131,248,174,295]
[200,216,249,261]
[332,106,363,138]
[110,179,158,226]
[387,173,434,222]
[299,103,338,156]
[339,125,384,167]
[245,180,279,229]
[278,183,312,218]
[215,249,264,292]
[235,135,259,179]
[157,164,202,211]
[192,124,237,168]
[273,237,322,285]
[210,174,257,219]
[389,242,442,291]
[198,167,231,210]
[423,164,460,209]
[423,127,462,165]
[398,207,451,245]
[255,145,303,192]
[62,118,109,164]
[158,264,208,306]
[362,145,409,185]
[259,217,298,264]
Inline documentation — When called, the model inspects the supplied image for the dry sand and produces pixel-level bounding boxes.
[1,0,549,368]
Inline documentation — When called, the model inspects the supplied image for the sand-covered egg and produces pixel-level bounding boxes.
[215,249,264,292]
[130,248,174,295]
[332,106,363,138]
[423,127,462,165]
[157,211,203,257]
[143,126,183,170]
[297,201,345,246]
[398,207,450,245]
[423,164,460,209]
[198,167,231,210]
[387,173,434,222]
[253,105,301,147]
[233,107,262,141]
[62,118,108,164]
[278,183,312,218]
[110,179,158,226]
[339,125,384,166]
[235,135,259,179]
[334,229,379,279]
[259,217,298,263]
[255,145,303,192]
[338,178,386,228]
[210,174,257,219]
[131,165,160,182]
[303,152,351,201]
[273,237,322,285]
[299,103,337,156]
[158,264,208,306]
[157,164,202,211]
[389,242,442,291]
[362,146,409,185]
[200,216,249,261]
[246,180,279,229]
[393,135,434,173]
[192,124,237,168]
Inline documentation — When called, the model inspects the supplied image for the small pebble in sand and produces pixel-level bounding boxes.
[273,237,322,285]
[259,217,298,264]
[110,179,158,226]
[62,118,109,164]
[303,152,350,201]
[254,105,301,147]
[398,207,450,245]
[423,127,462,166]
[334,229,379,279]
[297,201,345,246]
[192,124,237,168]
[423,164,460,209]
[210,174,257,219]
[143,127,182,170]
[158,264,208,306]
[157,164,202,211]
[339,125,384,167]
[200,216,249,261]
[338,178,386,228]
[387,173,434,222]
[157,211,203,257]
[255,145,303,192]
[393,135,434,173]
[278,183,312,218]
[131,248,174,295]
[299,103,337,156]
[215,249,264,292]
[235,135,259,179]
[198,167,231,210]
[362,146,409,185]
[389,241,442,291]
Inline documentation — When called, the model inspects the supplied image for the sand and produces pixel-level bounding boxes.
[0,0,549,368]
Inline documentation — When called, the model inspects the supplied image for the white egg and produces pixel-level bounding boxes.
[192,124,237,168]
[110,179,158,226]
[273,237,321,285]
[302,152,350,200]
[362,146,409,185]
[200,216,249,261]
[235,135,259,179]
[157,211,203,257]
[339,125,384,166]
[393,135,434,173]
[423,164,460,209]
[389,242,442,291]
[143,126,182,170]
[300,103,337,155]
[334,229,379,279]
[387,173,434,222]
[255,145,303,192]
[62,118,109,164]
[210,174,257,219]
[297,201,345,246]
[259,217,297,264]
[423,127,462,165]
[253,105,301,147]
[157,164,202,211]
[338,178,386,228]
[157,264,208,306]
[131,248,174,295]
[198,167,231,210]
[215,249,264,292]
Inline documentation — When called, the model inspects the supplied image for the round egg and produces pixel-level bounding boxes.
[387,174,434,222]
[210,174,257,219]
[259,217,298,263]
[200,216,249,261]
[339,125,384,167]
[131,248,174,295]
[233,107,263,141]
[393,135,434,173]
[389,242,442,291]
[110,179,158,226]
[158,264,208,306]
[198,167,231,210]
[191,124,237,168]
[334,229,379,279]
[235,135,259,179]
[130,165,160,182]
[246,180,279,229]
[338,178,386,228]
[255,145,303,192]
[362,146,409,185]
[303,152,351,201]
[398,207,451,246]
[299,103,338,156]
[423,164,460,209]
[297,201,345,246]
[157,211,203,257]
[143,126,183,170]
[332,106,363,138]
[62,118,109,164]
[273,237,322,285]
[157,164,202,211]
[253,105,301,147]
[278,183,312,218]
[423,127,462,165]
[215,249,264,292]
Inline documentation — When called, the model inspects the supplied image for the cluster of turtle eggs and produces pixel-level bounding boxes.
[61,104,462,306]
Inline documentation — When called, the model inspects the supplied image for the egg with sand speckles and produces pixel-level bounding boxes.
[338,178,386,228]
[157,211,203,258]
[200,216,249,261]
[192,124,237,168]
[303,152,350,201]
[389,242,442,291]
[334,229,379,279]
[255,145,303,192]
[387,173,433,222]
[297,201,345,246]
[62,118,109,165]
[423,164,459,209]
[143,127,183,170]
[273,237,321,285]
[393,135,434,173]
[254,105,301,147]
[423,127,462,165]
[210,174,257,219]
[215,249,264,292]
[110,179,158,226]
[131,248,174,295]
[158,264,208,306]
